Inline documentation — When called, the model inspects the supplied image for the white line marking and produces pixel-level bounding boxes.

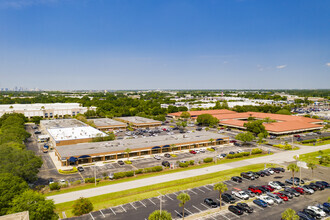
[228,211,240,218]
[184,208,193,215]
[224,181,232,186]
[192,205,202,212]
[196,188,205,193]
[200,203,211,210]
[99,210,105,218]
[120,205,127,212]
[89,213,95,220]
[203,185,212,191]
[165,194,173,200]
[219,213,231,220]
[139,201,146,207]
[109,207,116,215]
[148,198,156,205]
[253,204,264,210]
[189,189,198,195]
[174,210,182,218]
[173,192,179,196]
[130,202,137,210]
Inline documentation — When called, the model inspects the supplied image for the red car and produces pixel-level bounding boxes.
[292,187,304,194]
[262,185,275,192]
[274,192,289,201]
[294,134,301,138]
[248,186,262,195]
[189,150,196,154]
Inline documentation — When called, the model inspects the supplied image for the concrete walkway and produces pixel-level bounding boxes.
[48,144,330,204]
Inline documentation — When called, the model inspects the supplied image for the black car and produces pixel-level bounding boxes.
[220,153,227,157]
[307,184,318,191]
[240,172,255,180]
[291,177,305,184]
[196,127,202,131]
[246,171,259,179]
[236,203,253,213]
[297,211,314,220]
[255,171,265,177]
[273,181,286,187]
[256,186,267,193]
[234,142,241,147]
[231,176,243,183]
[316,181,329,188]
[162,161,170,167]
[77,166,84,172]
[303,209,321,219]
[279,190,293,199]
[229,151,236,155]
[164,153,171,158]
[310,182,325,190]
[117,160,125,165]
[275,167,285,172]
[260,170,271,176]
[221,193,236,204]
[270,168,280,173]
[228,205,243,215]
[204,198,217,208]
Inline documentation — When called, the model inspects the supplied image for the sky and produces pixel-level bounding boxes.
[0,0,329,90]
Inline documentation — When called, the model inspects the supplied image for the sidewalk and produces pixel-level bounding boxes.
[48,144,330,204]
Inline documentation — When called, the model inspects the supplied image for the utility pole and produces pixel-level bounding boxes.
[158,192,162,216]
[94,166,96,186]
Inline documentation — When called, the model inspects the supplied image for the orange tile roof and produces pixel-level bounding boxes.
[169,109,235,117]
[264,121,323,132]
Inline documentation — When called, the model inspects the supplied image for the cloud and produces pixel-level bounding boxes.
[326,63,330,67]
[276,65,287,69]
[0,0,59,9]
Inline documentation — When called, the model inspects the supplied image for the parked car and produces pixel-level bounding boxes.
[229,151,235,155]
[257,195,274,205]
[316,181,329,188]
[262,185,274,192]
[324,202,330,208]
[244,190,256,198]
[164,153,171,158]
[302,208,321,219]
[48,178,54,185]
[292,187,305,194]
[297,211,315,220]
[273,192,288,201]
[59,179,66,185]
[316,203,330,214]
[279,190,293,199]
[266,192,283,204]
[264,168,274,174]
[228,205,244,215]
[117,160,125,165]
[273,181,285,187]
[199,149,206,153]
[268,181,282,190]
[108,173,114,180]
[301,186,314,194]
[77,166,84,172]
[256,186,267,194]
[236,203,253,213]
[307,184,318,191]
[232,191,249,200]
[204,198,217,208]
[246,171,259,179]
[310,182,325,190]
[189,150,196,154]
[221,193,236,204]
[286,177,304,185]
[255,171,265,177]
[284,187,300,197]
[162,161,170,167]
[253,199,268,208]
[154,155,161,160]
[307,206,326,217]
[241,172,255,180]
[248,186,262,195]
[260,170,271,176]
[274,167,285,172]
[231,176,243,183]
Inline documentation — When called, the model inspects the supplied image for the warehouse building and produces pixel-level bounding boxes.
[168,109,236,120]
[89,118,127,131]
[115,116,162,128]
[0,103,95,118]
[40,119,107,146]
[55,131,229,166]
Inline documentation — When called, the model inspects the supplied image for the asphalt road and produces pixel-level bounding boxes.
[65,165,330,220]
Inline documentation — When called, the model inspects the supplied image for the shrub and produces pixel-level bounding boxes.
[84,177,96,183]
[143,167,153,173]
[96,178,101,182]
[251,148,263,155]
[152,166,163,172]
[319,155,330,166]
[273,144,292,150]
[321,136,330,141]
[125,171,134,177]
[135,169,143,174]
[301,139,316,144]
[58,167,78,174]
[113,172,126,179]
[241,152,250,156]
[72,180,81,185]
[61,182,69,188]
[171,154,177,157]
[72,197,93,216]
[189,160,194,165]
[207,148,215,152]
[226,154,235,159]
[179,162,189,168]
[203,157,213,163]
[125,160,132,164]
[49,182,61,190]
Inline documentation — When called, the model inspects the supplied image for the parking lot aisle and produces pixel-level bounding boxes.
[224,181,233,186]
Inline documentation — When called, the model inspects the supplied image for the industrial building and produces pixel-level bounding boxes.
[0,103,95,118]
[40,119,107,146]
[55,131,229,166]
[115,116,162,128]
[89,118,127,131]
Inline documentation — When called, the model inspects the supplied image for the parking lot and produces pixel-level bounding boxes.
[65,165,330,220]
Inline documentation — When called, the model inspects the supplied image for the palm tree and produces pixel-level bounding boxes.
[209,138,215,146]
[148,210,172,220]
[307,162,317,177]
[125,148,131,161]
[177,193,190,219]
[281,208,299,220]
[287,163,299,187]
[170,144,176,154]
[213,182,228,209]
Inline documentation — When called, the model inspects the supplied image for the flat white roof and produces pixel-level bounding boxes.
[48,127,107,141]
[0,103,86,111]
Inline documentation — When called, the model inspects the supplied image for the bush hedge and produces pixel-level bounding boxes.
[273,144,292,150]
[58,167,78,174]
[301,139,316,144]
[125,160,132,164]
[179,162,189,168]
[84,177,96,183]
[251,148,263,155]
[203,157,213,163]
[207,148,215,152]
[49,182,61,190]
[135,169,143,174]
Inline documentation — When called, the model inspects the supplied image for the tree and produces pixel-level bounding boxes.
[72,197,93,216]
[125,148,132,161]
[196,114,219,127]
[180,112,191,120]
[148,210,172,220]
[243,120,268,137]
[213,182,228,209]
[257,133,264,144]
[276,109,292,115]
[281,208,299,220]
[8,190,58,220]
[0,173,28,215]
[209,138,215,146]
[170,144,176,154]
[287,164,299,187]
[177,193,190,220]
[307,163,317,177]
[235,132,255,144]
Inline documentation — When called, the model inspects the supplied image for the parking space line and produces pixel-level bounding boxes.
[224,181,232,186]
[203,185,212,191]
[200,203,210,210]
[189,189,198,195]
[219,213,231,220]
[192,205,202,212]
[228,212,240,218]
[109,207,116,215]
[229,180,238,184]
[120,205,127,212]
[89,213,95,220]
[173,192,179,196]
[148,198,156,205]
[174,210,182,218]
[130,202,137,210]
[139,201,146,207]
[196,188,205,193]
[165,194,174,200]
[253,205,264,210]
[184,208,193,215]
[99,210,105,218]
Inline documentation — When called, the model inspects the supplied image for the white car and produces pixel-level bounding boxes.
[268,181,282,190]
[307,206,326,217]
[232,191,249,200]
[154,155,161,160]
[237,149,244,153]
[301,186,314,194]
[59,179,66,185]
[195,149,200,153]
[265,168,274,174]
[258,195,274,205]
[216,154,224,159]
[199,149,206,153]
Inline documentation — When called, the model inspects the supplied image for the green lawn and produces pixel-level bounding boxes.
[56,163,275,218]
[297,149,330,166]
[302,140,330,146]
[47,152,271,196]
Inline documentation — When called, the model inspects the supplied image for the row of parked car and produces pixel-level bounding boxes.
[297,203,330,220]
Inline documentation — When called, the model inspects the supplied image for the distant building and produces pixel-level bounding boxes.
[0,103,95,118]
[115,116,162,129]
[89,118,127,131]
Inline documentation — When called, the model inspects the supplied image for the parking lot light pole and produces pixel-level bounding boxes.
[158,192,162,215]
[94,166,96,186]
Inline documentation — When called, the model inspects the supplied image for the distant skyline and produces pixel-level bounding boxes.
[0,0,329,90]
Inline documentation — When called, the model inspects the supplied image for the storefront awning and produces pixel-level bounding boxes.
[68,157,78,162]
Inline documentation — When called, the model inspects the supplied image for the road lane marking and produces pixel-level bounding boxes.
[120,205,127,212]
[130,202,137,210]
[174,210,182,218]
[139,201,146,207]
[89,213,95,220]
[165,194,173,200]
[109,207,116,215]
[99,210,105,218]
[189,189,198,195]
[192,205,202,212]
[148,198,156,205]
[196,188,205,193]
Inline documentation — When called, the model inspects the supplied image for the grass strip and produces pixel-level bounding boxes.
[47,153,270,196]
[55,163,274,218]
[302,140,330,146]
[297,148,330,166]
